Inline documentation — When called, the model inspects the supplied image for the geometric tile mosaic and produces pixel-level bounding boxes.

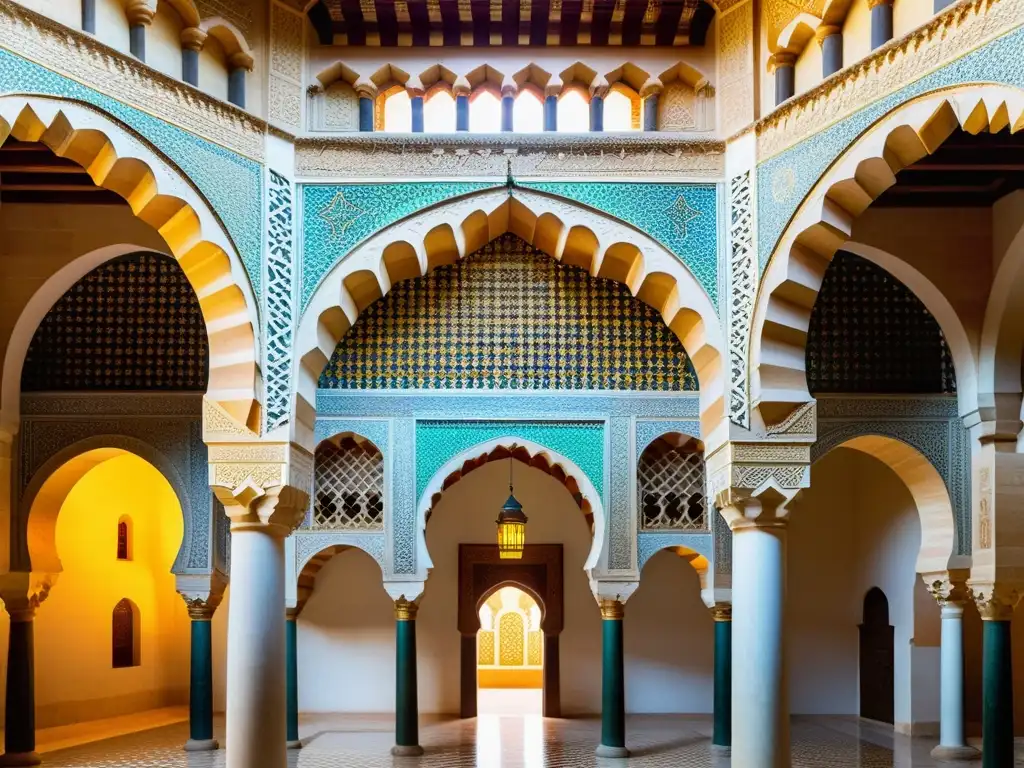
[319,235,698,392]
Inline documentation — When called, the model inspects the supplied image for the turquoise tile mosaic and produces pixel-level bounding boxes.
[415,420,605,504]
[0,48,264,299]
[300,182,501,311]
[757,26,1024,275]
[520,182,719,307]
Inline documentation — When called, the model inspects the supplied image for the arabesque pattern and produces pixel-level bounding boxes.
[638,444,707,531]
[313,440,385,530]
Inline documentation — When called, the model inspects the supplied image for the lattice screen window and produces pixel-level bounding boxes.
[638,437,707,531]
[313,437,384,530]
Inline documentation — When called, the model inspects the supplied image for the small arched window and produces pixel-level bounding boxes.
[112,598,140,669]
[514,89,545,132]
[469,89,502,133]
[117,516,131,561]
[424,88,456,132]
[557,88,590,132]
[381,88,412,132]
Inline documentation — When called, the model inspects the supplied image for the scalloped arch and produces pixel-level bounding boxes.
[751,85,1024,427]
[294,188,725,450]
[0,96,261,433]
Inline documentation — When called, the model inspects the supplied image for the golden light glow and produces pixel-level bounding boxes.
[497,518,526,559]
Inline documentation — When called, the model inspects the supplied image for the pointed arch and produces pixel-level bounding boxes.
[751,85,1024,426]
[294,188,724,450]
[0,96,261,433]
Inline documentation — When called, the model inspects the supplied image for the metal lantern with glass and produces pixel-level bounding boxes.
[496,451,528,559]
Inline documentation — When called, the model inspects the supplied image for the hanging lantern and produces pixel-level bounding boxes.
[497,455,528,559]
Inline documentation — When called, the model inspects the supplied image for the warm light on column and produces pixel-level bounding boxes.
[496,455,528,559]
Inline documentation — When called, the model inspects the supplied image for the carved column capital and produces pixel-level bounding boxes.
[599,599,625,620]
[544,78,564,98]
[394,597,419,621]
[707,440,810,530]
[180,26,208,51]
[176,571,227,620]
[639,77,663,99]
[971,582,1020,621]
[353,79,379,100]
[815,24,842,44]
[228,50,255,72]
[923,569,970,607]
[0,571,56,622]
[768,52,798,72]
[589,76,610,99]
[405,76,426,99]
[125,0,156,26]
[710,603,732,622]
[866,0,893,9]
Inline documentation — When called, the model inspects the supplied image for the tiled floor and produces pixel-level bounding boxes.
[35,714,1024,767]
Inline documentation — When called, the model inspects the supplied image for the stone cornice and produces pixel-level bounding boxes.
[0,0,267,161]
[296,134,726,179]
[751,0,1022,161]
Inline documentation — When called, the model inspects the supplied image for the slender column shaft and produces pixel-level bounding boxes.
[410,97,424,132]
[459,634,477,718]
[543,95,557,131]
[929,603,978,760]
[589,96,604,132]
[774,64,795,105]
[542,634,561,717]
[358,98,374,131]
[821,33,843,77]
[455,95,469,131]
[392,601,423,756]
[184,619,217,750]
[82,0,96,33]
[501,95,514,132]
[733,525,789,768]
[228,68,246,108]
[182,49,200,87]
[712,612,732,750]
[286,617,301,749]
[129,24,146,61]
[982,619,1013,768]
[643,95,658,131]
[225,527,287,768]
[870,1,893,49]
[2,612,40,766]
[596,601,628,758]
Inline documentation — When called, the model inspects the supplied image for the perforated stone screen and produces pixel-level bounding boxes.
[313,439,385,530]
[638,441,707,531]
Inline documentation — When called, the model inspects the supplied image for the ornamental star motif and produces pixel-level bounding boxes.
[665,195,701,239]
[319,191,367,240]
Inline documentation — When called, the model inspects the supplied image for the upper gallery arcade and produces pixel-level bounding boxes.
[0,0,1022,767]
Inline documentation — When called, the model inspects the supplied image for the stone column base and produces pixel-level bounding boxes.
[596,744,630,758]
[0,752,42,767]
[286,740,303,750]
[710,743,732,756]
[391,744,424,756]
[183,738,219,752]
[930,744,980,761]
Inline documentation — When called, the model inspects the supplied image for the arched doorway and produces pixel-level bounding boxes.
[477,585,545,715]
[860,587,895,725]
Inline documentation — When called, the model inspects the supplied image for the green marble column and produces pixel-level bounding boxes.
[392,599,423,757]
[712,605,732,753]
[286,615,301,749]
[184,616,217,751]
[982,612,1013,768]
[1,609,40,766]
[597,600,628,758]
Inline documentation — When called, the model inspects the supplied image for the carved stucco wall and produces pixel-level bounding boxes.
[16,394,213,575]
[269,0,304,131]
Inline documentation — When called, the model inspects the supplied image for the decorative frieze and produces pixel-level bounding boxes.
[295,135,725,179]
[754,0,1023,161]
[0,0,266,161]
[727,171,755,429]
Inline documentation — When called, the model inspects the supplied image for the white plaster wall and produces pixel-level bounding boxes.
[788,446,940,727]
[148,2,186,82]
[285,460,715,716]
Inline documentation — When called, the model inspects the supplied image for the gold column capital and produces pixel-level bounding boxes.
[815,24,841,44]
[972,582,1020,621]
[599,599,625,620]
[0,571,55,622]
[181,594,220,621]
[710,603,732,622]
[923,569,970,607]
[125,0,156,26]
[180,26,208,52]
[395,597,419,621]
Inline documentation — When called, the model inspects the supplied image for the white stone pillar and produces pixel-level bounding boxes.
[216,483,307,768]
[923,572,979,762]
[732,518,789,768]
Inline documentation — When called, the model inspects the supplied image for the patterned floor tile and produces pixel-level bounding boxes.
[37,714,1021,767]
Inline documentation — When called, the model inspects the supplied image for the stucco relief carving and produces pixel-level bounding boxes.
[755,0,1023,160]
[719,2,755,136]
[295,136,725,179]
[269,1,304,130]
[0,0,265,160]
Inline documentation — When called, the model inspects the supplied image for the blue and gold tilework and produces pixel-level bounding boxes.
[318,234,699,391]
[300,181,501,311]
[520,182,719,307]
[757,26,1024,275]
[0,49,264,298]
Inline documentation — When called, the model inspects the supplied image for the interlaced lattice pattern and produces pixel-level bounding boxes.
[265,170,295,433]
[727,171,754,428]
[313,439,384,530]
[638,444,707,531]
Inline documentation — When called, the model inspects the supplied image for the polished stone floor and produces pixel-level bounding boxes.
[36,714,1024,767]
